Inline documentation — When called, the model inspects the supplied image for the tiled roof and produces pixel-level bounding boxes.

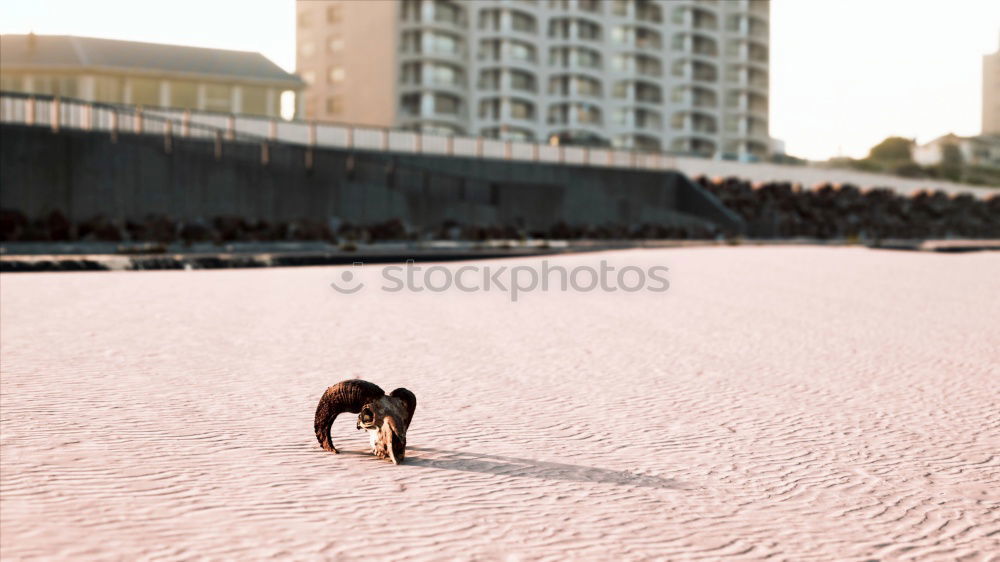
[0,34,303,87]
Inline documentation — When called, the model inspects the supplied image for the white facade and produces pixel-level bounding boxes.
[913,134,1000,168]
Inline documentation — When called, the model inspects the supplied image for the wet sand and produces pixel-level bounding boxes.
[1,247,998,559]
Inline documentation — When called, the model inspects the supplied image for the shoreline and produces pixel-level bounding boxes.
[2,238,998,272]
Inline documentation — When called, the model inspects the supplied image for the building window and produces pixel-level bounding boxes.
[582,49,601,68]
[478,39,501,61]
[95,76,124,103]
[748,43,768,63]
[170,80,196,108]
[431,63,462,86]
[431,32,461,55]
[511,11,536,33]
[637,1,662,23]
[300,42,316,57]
[204,84,231,112]
[401,1,420,21]
[547,18,599,40]
[693,87,717,107]
[479,9,501,30]
[612,26,661,49]
[693,62,717,82]
[578,106,600,124]
[328,67,345,83]
[401,93,421,116]
[510,70,536,92]
[578,21,600,40]
[131,78,159,106]
[401,62,422,85]
[477,69,500,90]
[575,76,600,96]
[510,41,536,62]
[637,82,662,103]
[302,70,316,85]
[30,75,79,98]
[326,5,341,23]
[243,87,267,115]
[327,36,343,53]
[479,99,500,119]
[510,100,534,120]
[434,93,460,115]
[434,1,462,25]
[326,96,343,114]
[0,74,21,91]
[402,31,421,53]
[483,127,534,141]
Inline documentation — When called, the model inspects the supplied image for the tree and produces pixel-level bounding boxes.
[940,143,963,168]
[939,143,964,181]
[867,136,914,164]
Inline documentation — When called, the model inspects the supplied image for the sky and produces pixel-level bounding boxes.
[1,0,998,160]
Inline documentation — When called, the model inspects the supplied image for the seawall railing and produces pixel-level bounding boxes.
[1,91,994,197]
[0,92,673,171]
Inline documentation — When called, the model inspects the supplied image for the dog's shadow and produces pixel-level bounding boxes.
[403,446,685,490]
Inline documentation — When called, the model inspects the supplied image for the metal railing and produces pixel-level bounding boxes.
[0,91,681,172]
[2,91,994,197]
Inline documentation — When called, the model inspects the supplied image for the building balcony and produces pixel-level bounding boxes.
[546,105,603,129]
[399,48,467,67]
[613,133,663,151]
[398,111,466,131]
[611,80,664,107]
[669,136,718,157]
[725,105,769,121]
[477,112,538,127]
[476,96,538,125]
[399,18,468,37]
[610,24,664,51]
[476,56,540,76]
[398,78,468,97]
[544,127,610,147]
[672,6,720,31]
[613,117,663,133]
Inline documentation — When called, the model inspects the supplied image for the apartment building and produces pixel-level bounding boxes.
[0,34,305,118]
[296,0,770,159]
[984,35,1000,135]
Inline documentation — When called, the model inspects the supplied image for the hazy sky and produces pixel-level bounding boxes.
[2,0,998,160]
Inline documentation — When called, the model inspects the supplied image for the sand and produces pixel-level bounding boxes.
[1,247,998,560]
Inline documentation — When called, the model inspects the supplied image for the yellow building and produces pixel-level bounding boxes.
[0,34,304,118]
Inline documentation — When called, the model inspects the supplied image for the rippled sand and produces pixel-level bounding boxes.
[2,247,998,560]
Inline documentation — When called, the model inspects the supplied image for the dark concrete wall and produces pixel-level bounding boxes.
[0,124,743,232]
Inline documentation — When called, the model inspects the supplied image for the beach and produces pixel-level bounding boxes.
[1,246,998,560]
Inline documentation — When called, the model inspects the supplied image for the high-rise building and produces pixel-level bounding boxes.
[296,0,770,159]
[983,34,1000,135]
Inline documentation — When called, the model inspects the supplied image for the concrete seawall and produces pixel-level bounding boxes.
[0,124,743,232]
